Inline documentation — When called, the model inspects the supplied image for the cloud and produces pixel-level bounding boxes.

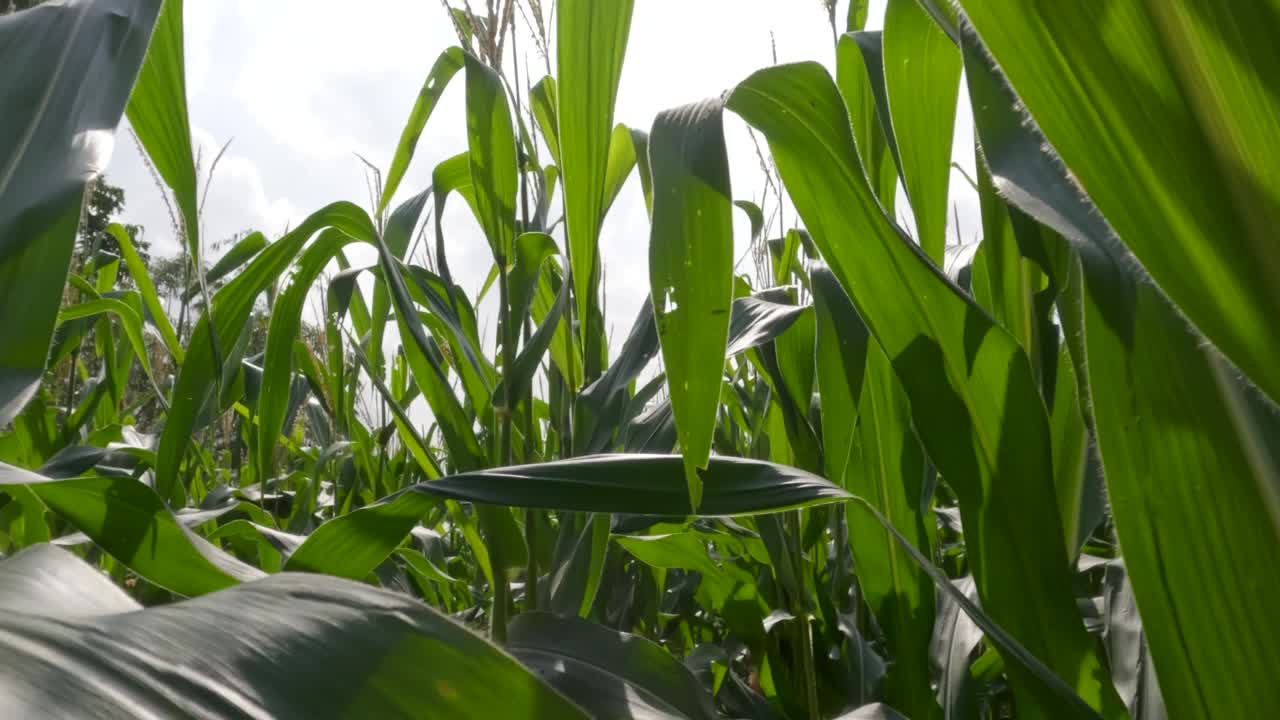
[108,125,300,259]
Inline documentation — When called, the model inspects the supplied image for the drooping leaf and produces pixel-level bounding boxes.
[648,100,735,511]
[379,47,465,213]
[0,0,161,425]
[288,454,850,585]
[0,462,262,596]
[0,546,588,719]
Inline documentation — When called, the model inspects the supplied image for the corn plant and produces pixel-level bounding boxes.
[1,0,1277,718]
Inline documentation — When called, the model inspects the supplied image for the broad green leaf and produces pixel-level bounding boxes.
[0,543,139,617]
[0,546,588,719]
[956,0,1280,403]
[813,266,938,720]
[400,454,849,516]
[0,0,161,425]
[289,454,850,586]
[882,0,961,265]
[725,63,1124,718]
[648,100,735,511]
[464,53,518,263]
[347,336,443,480]
[966,33,1280,717]
[556,0,635,356]
[378,47,465,214]
[155,202,376,504]
[508,612,719,720]
[126,0,199,261]
[0,462,262,596]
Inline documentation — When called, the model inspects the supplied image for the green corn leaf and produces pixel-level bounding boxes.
[955,0,1280,403]
[1,462,262,596]
[464,53,518,263]
[182,231,267,301]
[972,156,1040,359]
[965,30,1280,718]
[126,0,199,262]
[882,0,961,265]
[849,499,1104,719]
[405,264,496,416]
[600,124,644,222]
[58,295,166,409]
[648,100,735,511]
[288,454,850,586]
[257,229,354,480]
[725,295,806,357]
[813,266,938,720]
[375,240,486,474]
[509,232,559,330]
[369,189,431,375]
[155,202,376,504]
[494,262,570,407]
[557,0,635,357]
[547,512,610,618]
[529,76,561,166]
[108,224,182,362]
[0,545,588,719]
[379,47,465,214]
[0,0,161,426]
[508,612,719,720]
[843,32,901,214]
[725,63,1125,718]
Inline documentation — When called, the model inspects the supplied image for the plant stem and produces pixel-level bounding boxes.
[489,253,516,644]
[790,510,820,720]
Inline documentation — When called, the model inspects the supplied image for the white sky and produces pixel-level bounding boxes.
[108,0,981,357]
